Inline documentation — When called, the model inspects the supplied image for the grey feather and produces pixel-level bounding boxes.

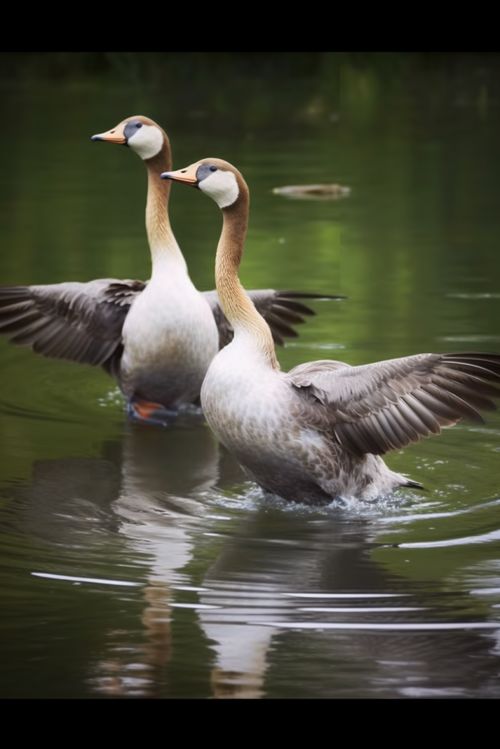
[202,289,338,349]
[0,282,338,376]
[0,280,135,372]
[288,352,500,457]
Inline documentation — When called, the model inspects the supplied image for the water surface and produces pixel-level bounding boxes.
[1,58,500,698]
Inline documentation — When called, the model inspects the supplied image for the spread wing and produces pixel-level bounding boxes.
[0,279,145,376]
[0,281,343,373]
[288,352,500,457]
[203,289,342,349]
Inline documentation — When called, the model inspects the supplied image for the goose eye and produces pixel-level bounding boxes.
[135,122,143,129]
[209,165,217,172]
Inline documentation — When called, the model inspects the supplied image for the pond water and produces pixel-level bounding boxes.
[0,57,500,698]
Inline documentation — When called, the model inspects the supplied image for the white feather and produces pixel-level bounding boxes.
[200,170,239,208]
[128,124,164,160]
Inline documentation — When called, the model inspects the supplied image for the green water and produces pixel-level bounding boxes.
[0,55,500,698]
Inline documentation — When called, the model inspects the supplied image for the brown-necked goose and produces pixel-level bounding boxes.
[162,158,500,501]
[0,116,341,424]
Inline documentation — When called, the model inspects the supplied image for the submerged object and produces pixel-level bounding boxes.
[273,184,351,200]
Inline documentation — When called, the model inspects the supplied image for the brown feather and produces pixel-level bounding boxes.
[289,352,500,456]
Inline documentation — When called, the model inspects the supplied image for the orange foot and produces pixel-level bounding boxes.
[127,398,177,425]
[131,399,165,420]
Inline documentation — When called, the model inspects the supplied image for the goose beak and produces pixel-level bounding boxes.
[161,165,198,186]
[91,123,127,144]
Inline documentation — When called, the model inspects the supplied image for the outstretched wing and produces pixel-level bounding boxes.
[203,289,343,349]
[0,281,343,372]
[288,352,500,457]
[0,279,146,376]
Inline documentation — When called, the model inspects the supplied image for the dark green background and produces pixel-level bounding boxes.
[0,53,499,698]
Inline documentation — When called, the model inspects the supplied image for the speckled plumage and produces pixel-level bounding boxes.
[170,157,500,502]
[202,341,408,502]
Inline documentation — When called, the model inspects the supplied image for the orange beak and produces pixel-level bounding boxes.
[91,122,127,145]
[160,164,199,185]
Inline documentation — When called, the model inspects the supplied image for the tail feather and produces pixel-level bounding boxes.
[403,478,426,490]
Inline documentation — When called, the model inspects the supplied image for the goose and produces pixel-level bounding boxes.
[0,116,341,424]
[162,158,500,502]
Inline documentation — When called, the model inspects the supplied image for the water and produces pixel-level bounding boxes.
[1,57,500,698]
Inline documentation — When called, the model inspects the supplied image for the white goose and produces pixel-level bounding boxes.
[163,158,500,501]
[0,116,340,423]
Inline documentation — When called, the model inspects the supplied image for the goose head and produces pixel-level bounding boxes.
[91,115,165,161]
[161,158,246,209]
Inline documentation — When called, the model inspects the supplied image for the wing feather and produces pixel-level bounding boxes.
[288,352,500,456]
[0,280,145,372]
[202,289,343,349]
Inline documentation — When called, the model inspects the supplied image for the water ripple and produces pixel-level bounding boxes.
[31,572,140,587]
[397,528,500,548]
[299,606,424,613]
[377,497,500,525]
[445,293,500,300]
[284,592,409,599]
[258,621,500,631]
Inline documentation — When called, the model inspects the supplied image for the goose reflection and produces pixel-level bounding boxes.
[96,423,222,697]
[197,509,398,698]
[7,430,500,698]
[10,420,224,696]
[196,506,500,698]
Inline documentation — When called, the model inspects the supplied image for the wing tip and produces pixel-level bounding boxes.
[403,478,426,490]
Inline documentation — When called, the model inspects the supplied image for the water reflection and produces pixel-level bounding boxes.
[7,423,219,696]
[91,424,220,697]
[6,424,500,697]
[2,62,500,697]
[197,510,394,697]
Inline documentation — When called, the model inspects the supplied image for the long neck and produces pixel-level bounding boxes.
[144,139,187,275]
[215,191,278,368]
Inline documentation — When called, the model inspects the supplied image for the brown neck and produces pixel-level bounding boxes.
[144,137,185,271]
[215,190,278,367]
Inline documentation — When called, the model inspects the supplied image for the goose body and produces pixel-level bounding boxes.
[201,344,400,502]
[119,261,217,406]
[164,158,500,502]
[0,116,340,420]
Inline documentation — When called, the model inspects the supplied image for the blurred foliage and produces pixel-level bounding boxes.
[2,52,500,133]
